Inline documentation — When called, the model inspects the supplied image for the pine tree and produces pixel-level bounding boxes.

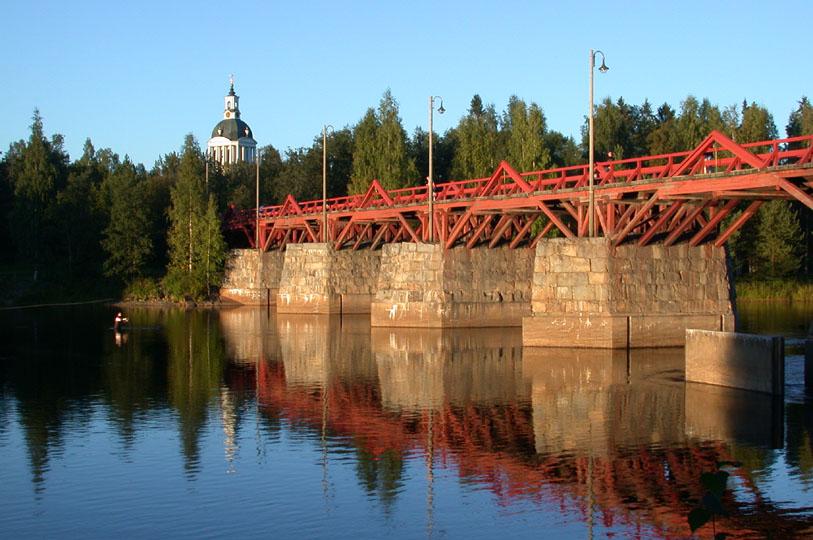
[199,195,227,298]
[583,97,635,160]
[101,159,152,280]
[786,97,813,139]
[647,103,680,155]
[164,134,226,300]
[755,200,803,278]
[786,96,813,275]
[349,108,379,194]
[374,90,417,190]
[503,96,550,171]
[737,102,777,143]
[451,95,500,178]
[349,91,417,193]
[6,110,67,268]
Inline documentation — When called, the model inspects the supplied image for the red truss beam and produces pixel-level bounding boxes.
[224,132,813,251]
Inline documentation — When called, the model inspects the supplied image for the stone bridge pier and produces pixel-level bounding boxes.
[221,238,735,348]
[523,238,735,348]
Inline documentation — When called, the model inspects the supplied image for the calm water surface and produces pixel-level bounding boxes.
[0,302,811,538]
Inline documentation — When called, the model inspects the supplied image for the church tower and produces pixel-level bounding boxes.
[207,76,257,165]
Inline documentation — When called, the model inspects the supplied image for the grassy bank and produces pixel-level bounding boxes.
[735,277,813,302]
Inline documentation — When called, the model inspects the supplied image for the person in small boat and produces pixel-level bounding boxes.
[114,312,129,331]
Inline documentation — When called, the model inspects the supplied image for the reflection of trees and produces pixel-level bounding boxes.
[0,306,107,493]
[355,448,404,510]
[164,309,227,475]
[101,308,168,449]
[786,401,813,482]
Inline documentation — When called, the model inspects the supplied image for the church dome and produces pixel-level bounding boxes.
[211,118,253,141]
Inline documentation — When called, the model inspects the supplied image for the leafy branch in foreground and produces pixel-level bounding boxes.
[688,461,742,539]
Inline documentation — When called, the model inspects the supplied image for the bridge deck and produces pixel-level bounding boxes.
[226,130,813,251]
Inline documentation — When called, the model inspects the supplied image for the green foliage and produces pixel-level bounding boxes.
[737,102,777,144]
[735,277,813,302]
[164,135,227,301]
[349,107,379,194]
[409,126,455,184]
[349,91,417,193]
[787,96,813,137]
[688,462,741,539]
[101,160,153,280]
[544,131,581,167]
[503,96,550,171]
[123,277,161,301]
[0,91,810,304]
[585,97,635,160]
[451,94,500,178]
[647,103,680,155]
[5,110,68,266]
[755,200,803,277]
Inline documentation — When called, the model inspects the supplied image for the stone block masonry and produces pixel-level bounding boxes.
[523,238,735,348]
[220,249,284,305]
[276,243,381,314]
[370,244,533,327]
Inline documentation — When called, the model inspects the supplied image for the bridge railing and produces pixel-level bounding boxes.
[225,132,812,230]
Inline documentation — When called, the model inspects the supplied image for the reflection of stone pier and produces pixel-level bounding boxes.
[276,314,377,387]
[218,306,278,364]
[684,382,783,448]
[522,347,686,456]
[218,309,784,461]
[371,327,525,411]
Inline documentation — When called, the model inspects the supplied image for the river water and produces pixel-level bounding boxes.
[0,302,811,538]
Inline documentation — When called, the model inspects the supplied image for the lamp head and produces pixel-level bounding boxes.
[437,103,445,114]
[598,58,609,73]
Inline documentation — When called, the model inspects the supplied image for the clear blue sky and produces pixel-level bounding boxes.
[2,0,810,167]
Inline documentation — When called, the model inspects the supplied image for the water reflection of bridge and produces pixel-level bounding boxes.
[219,307,812,538]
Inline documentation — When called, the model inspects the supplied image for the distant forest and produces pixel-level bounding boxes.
[1,91,811,302]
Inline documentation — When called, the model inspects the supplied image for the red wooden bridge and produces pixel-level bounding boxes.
[226,131,813,251]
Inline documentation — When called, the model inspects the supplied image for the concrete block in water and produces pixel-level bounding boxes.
[685,329,784,395]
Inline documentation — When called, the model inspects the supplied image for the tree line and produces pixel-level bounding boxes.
[1,92,811,302]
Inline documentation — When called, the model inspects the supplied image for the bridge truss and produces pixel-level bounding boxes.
[226,131,813,251]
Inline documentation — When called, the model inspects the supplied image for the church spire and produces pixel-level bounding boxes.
[224,74,240,119]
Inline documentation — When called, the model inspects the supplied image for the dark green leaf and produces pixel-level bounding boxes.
[688,507,711,532]
[701,470,729,498]
[702,492,725,515]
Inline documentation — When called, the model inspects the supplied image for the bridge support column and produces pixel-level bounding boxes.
[276,244,381,314]
[221,249,284,305]
[371,243,533,327]
[523,239,735,348]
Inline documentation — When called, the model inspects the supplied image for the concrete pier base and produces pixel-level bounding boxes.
[523,313,729,348]
[523,239,735,348]
[685,329,784,395]
[371,244,533,328]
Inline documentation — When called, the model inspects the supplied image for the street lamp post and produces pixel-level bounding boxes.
[588,49,609,237]
[322,125,334,243]
[428,96,445,243]
[255,147,261,252]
